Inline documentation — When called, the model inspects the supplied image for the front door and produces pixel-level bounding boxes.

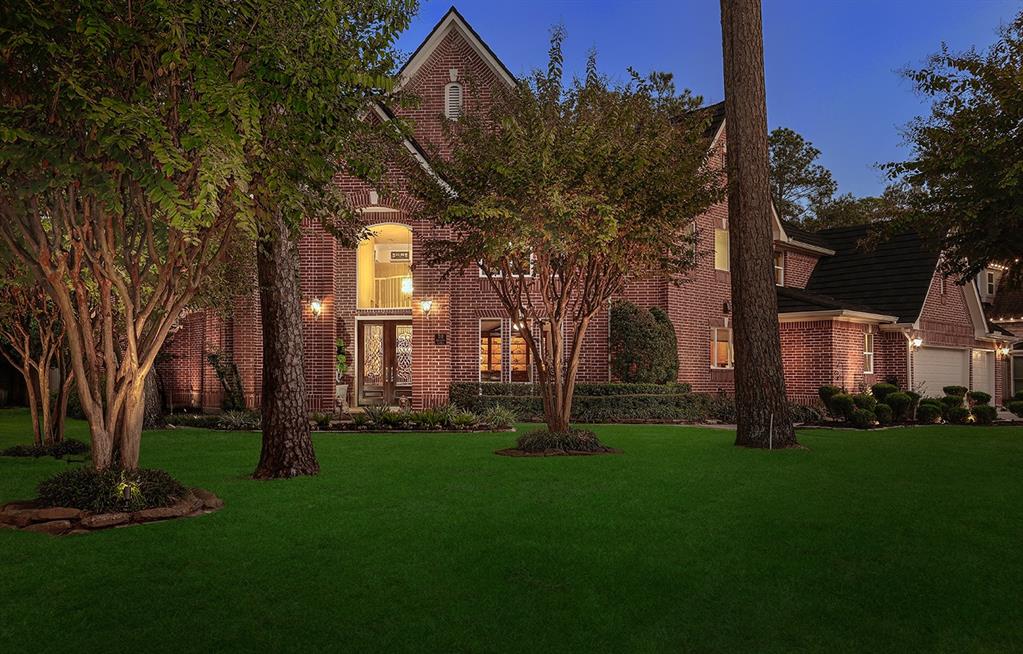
[358,321,412,406]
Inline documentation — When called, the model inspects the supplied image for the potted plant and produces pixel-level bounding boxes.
[335,337,350,412]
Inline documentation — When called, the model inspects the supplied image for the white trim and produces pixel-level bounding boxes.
[710,326,734,369]
[778,310,898,324]
[864,331,875,374]
[478,317,503,383]
[398,11,516,89]
[774,251,785,287]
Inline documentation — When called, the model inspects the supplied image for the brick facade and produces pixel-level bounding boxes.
[158,7,1014,413]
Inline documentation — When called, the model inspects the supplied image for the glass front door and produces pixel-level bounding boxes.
[358,321,412,406]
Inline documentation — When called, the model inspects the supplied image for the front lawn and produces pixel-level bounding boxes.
[1,408,1021,653]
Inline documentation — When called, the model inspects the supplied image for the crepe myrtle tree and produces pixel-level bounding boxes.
[410,29,721,439]
[0,1,256,469]
[0,265,74,447]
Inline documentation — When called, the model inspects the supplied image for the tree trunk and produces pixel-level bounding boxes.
[720,0,796,448]
[142,367,164,429]
[253,206,319,479]
[118,381,146,469]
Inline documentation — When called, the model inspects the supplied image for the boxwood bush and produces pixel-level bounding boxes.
[849,408,876,429]
[885,392,913,421]
[870,383,899,402]
[942,385,968,398]
[972,404,997,425]
[1006,400,1023,419]
[874,403,893,425]
[818,385,844,416]
[967,391,991,406]
[946,406,972,425]
[853,393,877,412]
[916,404,942,424]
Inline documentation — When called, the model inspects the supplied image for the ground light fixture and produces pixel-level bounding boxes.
[420,299,433,318]
[310,298,323,318]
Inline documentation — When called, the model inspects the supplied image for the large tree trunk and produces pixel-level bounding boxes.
[142,367,164,429]
[253,206,319,479]
[720,0,797,448]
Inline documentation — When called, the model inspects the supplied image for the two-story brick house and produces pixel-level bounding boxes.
[158,7,1017,413]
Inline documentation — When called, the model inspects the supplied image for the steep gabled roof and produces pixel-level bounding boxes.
[397,6,516,88]
[800,224,940,323]
[780,220,830,249]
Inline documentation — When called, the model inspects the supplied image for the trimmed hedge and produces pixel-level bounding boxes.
[967,391,991,406]
[1007,401,1023,419]
[874,403,893,425]
[870,383,898,402]
[849,408,876,429]
[947,406,971,425]
[917,404,942,424]
[972,404,997,425]
[942,385,968,398]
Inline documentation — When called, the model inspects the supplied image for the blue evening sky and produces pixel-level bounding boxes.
[396,1,1021,198]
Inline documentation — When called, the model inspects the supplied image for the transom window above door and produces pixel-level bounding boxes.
[357,224,412,309]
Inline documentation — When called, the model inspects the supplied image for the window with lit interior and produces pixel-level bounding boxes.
[711,327,733,369]
[479,319,502,382]
[356,224,413,309]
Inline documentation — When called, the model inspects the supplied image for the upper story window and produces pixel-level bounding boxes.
[357,223,412,309]
[986,270,997,296]
[714,228,730,271]
[774,251,785,286]
[445,82,463,120]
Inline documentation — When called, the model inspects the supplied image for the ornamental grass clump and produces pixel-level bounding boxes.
[37,467,186,513]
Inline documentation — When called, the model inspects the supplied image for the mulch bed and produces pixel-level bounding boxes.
[495,447,623,457]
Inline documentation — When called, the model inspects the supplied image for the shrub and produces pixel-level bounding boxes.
[609,301,679,383]
[362,405,390,425]
[350,413,371,428]
[818,385,844,415]
[37,467,186,513]
[829,393,856,421]
[870,383,899,402]
[789,403,823,424]
[165,412,222,429]
[310,412,331,429]
[874,403,893,425]
[940,395,964,411]
[849,408,876,429]
[916,404,942,424]
[972,404,997,425]
[706,394,736,423]
[946,406,971,425]
[906,391,922,412]
[516,428,605,452]
[942,385,968,398]
[451,410,480,429]
[1,438,89,459]
[216,410,261,431]
[966,391,991,406]
[1015,391,1023,402]
[885,392,913,421]
[853,393,877,412]
[481,404,516,430]
[1007,400,1023,419]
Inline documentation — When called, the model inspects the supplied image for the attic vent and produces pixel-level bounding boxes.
[445,82,463,119]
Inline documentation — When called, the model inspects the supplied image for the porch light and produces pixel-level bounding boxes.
[420,299,433,318]
[309,298,323,318]
[998,345,1011,356]
[401,276,414,295]
[911,336,923,349]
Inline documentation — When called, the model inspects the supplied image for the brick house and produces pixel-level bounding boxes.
[158,7,1018,413]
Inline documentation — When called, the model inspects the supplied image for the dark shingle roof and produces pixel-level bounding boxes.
[701,101,726,139]
[776,286,892,316]
[800,225,940,323]
[780,220,830,249]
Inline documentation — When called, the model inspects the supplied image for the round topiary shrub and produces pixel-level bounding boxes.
[1015,391,1023,402]
[946,406,972,425]
[609,301,678,383]
[940,395,964,413]
[849,408,876,429]
[942,385,968,398]
[853,393,877,412]
[870,383,899,402]
[885,392,912,421]
[874,403,893,425]
[972,404,997,425]
[36,467,187,513]
[1006,400,1023,419]
[916,404,942,424]
[829,393,856,421]
[818,385,844,415]
[966,391,991,406]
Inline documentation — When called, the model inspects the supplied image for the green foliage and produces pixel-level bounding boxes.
[1007,400,1023,418]
[967,391,991,406]
[609,302,679,383]
[2,438,89,459]
[829,393,856,421]
[37,467,186,513]
[311,412,332,430]
[942,386,968,398]
[335,338,349,378]
[916,404,943,424]
[768,127,837,224]
[947,406,972,425]
[1015,392,1023,402]
[874,403,893,425]
[481,405,517,430]
[884,13,1023,286]
[853,393,877,412]
[789,403,823,424]
[516,428,606,453]
[886,392,913,421]
[870,383,899,402]
[818,385,845,416]
[972,405,997,425]
[849,408,877,430]
[166,410,260,431]
[940,395,965,411]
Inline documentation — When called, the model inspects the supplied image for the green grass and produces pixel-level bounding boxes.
[1,408,1022,653]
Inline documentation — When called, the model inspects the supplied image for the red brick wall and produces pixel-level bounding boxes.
[782,250,818,289]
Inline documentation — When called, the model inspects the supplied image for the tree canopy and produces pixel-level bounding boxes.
[884,11,1023,287]
[768,127,837,224]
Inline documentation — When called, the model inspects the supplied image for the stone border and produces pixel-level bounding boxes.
[0,487,223,536]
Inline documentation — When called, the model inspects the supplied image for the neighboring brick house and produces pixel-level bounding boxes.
[984,269,1023,399]
[158,6,1018,413]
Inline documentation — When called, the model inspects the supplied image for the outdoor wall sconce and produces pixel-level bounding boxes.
[911,336,923,349]
[420,299,433,318]
[401,276,414,295]
[310,298,323,318]
[998,345,1011,356]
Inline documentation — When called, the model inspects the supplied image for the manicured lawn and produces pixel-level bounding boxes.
[1,409,1021,653]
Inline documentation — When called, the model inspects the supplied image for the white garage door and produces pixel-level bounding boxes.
[971,350,994,397]
[914,347,967,396]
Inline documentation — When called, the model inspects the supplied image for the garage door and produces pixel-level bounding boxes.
[914,347,967,396]
[971,350,994,397]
